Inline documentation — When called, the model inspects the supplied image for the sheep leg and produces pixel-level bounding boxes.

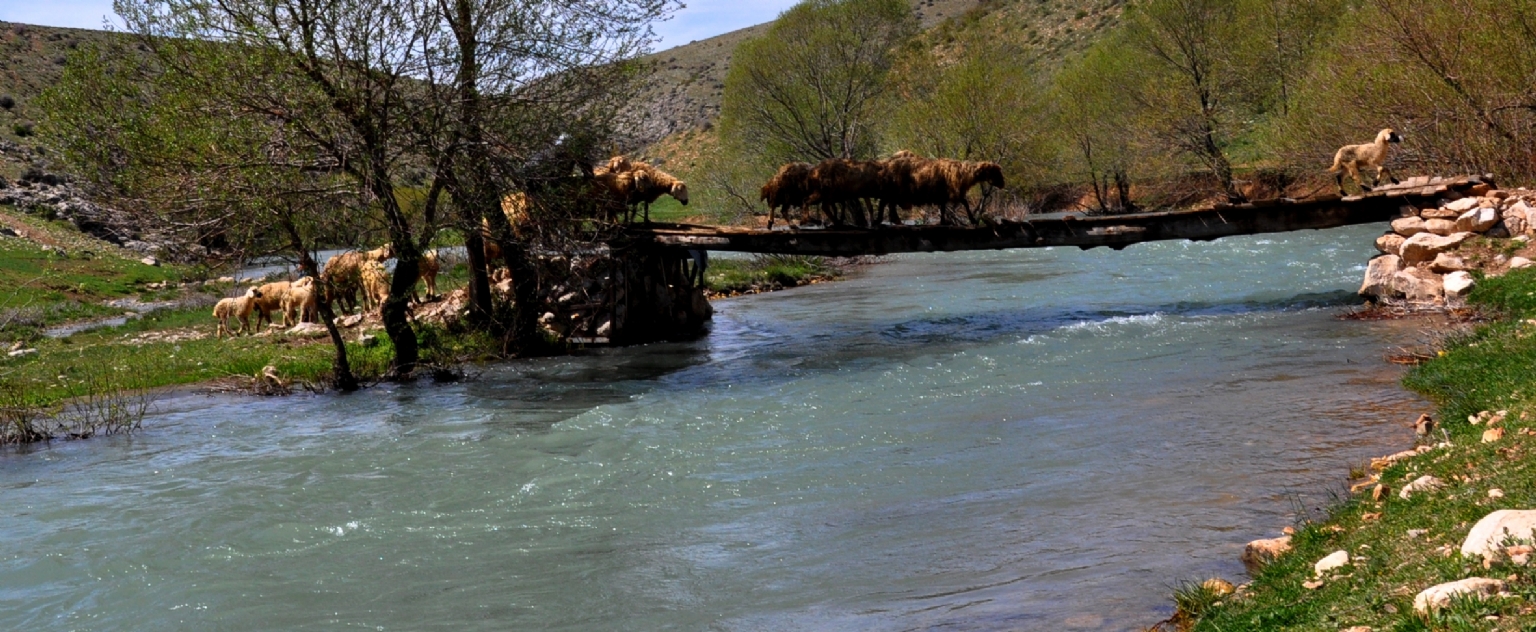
[1379,164,1399,186]
[767,204,776,230]
[1335,171,1347,196]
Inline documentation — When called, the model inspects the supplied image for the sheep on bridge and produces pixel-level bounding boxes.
[762,152,1006,229]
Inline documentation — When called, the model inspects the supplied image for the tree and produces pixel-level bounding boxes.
[719,0,918,168]
[1050,43,1153,213]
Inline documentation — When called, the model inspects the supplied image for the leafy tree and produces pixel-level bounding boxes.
[719,0,918,169]
[1049,42,1155,213]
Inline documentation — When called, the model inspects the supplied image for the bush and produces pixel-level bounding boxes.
[0,95,14,110]
[12,122,34,138]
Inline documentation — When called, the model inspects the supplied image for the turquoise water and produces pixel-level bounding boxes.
[0,225,1419,630]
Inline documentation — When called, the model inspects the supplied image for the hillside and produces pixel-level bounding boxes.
[626,0,1124,152]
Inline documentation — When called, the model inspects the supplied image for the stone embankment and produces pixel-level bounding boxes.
[1360,180,1536,305]
[0,140,169,255]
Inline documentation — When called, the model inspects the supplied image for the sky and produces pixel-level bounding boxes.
[0,1,800,50]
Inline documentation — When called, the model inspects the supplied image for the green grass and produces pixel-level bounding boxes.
[1186,269,1536,631]
[704,255,840,295]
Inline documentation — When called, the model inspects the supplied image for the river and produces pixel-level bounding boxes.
[0,224,1421,631]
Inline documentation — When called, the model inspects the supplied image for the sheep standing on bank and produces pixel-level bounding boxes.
[213,287,263,338]
[322,251,366,313]
[1329,128,1402,195]
[760,162,814,229]
[416,250,440,301]
[359,260,390,313]
[283,276,318,324]
[252,280,294,328]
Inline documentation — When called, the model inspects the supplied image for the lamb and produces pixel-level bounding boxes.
[359,260,390,313]
[759,162,814,229]
[414,250,440,301]
[1328,128,1402,195]
[282,276,318,325]
[213,287,263,337]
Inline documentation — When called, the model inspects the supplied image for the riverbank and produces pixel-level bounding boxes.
[1177,193,1536,629]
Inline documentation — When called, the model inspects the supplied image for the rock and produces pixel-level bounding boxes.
[1429,253,1469,273]
[0,227,17,238]
[1421,206,1461,220]
[1399,475,1445,500]
[1413,578,1505,614]
[1242,535,1292,573]
[1314,550,1350,576]
[1400,232,1473,265]
[1392,217,1427,237]
[1457,207,1501,233]
[1509,200,1536,227]
[595,320,613,338]
[1444,197,1482,213]
[217,276,235,284]
[1444,271,1475,298]
[139,256,159,267]
[6,348,37,358]
[1483,427,1506,443]
[1424,218,1458,236]
[284,322,328,337]
[1489,489,1505,499]
[337,314,365,328]
[1468,183,1495,196]
[1341,627,1372,632]
[1509,545,1533,566]
[1360,255,1404,299]
[1510,257,1534,270]
[1202,578,1235,595]
[1375,233,1406,255]
[358,334,379,347]
[1394,268,1444,302]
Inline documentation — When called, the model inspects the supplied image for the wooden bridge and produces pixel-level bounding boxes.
[628,175,1492,256]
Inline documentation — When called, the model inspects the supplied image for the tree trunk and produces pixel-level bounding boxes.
[383,255,420,377]
[462,226,492,326]
[283,220,357,392]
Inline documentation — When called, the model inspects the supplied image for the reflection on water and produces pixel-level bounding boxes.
[0,225,1419,631]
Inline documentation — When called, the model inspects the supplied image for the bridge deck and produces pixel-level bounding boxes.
[629,175,1489,256]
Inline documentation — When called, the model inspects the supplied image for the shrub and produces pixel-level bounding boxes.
[12,122,34,138]
[0,95,14,110]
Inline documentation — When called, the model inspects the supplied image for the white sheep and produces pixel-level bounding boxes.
[1329,128,1402,195]
[213,287,263,337]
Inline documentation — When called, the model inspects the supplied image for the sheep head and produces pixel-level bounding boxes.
[975,162,1006,189]
[670,181,689,205]
[1378,128,1402,144]
[245,287,263,299]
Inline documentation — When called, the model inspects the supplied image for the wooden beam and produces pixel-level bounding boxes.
[626,176,1486,257]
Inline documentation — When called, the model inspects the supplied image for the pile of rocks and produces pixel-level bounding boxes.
[1360,183,1536,306]
[0,141,170,256]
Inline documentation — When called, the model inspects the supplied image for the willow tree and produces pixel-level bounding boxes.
[719,0,918,168]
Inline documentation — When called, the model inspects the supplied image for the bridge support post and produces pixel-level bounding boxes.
[607,244,713,345]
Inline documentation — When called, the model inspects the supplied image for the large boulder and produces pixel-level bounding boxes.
[1443,197,1482,213]
[1424,218,1458,236]
[1510,257,1534,270]
[1421,206,1460,220]
[1413,578,1506,614]
[1242,535,1292,574]
[1394,268,1444,302]
[1456,207,1501,233]
[1444,271,1476,298]
[1460,510,1536,560]
[1392,217,1427,237]
[1400,232,1473,265]
[1376,234,1406,255]
[1429,253,1469,274]
[1360,255,1403,299]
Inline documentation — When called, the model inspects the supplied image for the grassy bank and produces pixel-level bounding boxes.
[1183,269,1536,631]
[703,254,844,297]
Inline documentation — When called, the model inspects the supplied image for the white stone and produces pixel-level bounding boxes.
[1424,218,1457,236]
[1457,207,1501,233]
[1510,257,1534,270]
[1444,197,1482,213]
[6,348,37,358]
[284,322,328,337]
[1359,255,1403,299]
[1400,232,1473,265]
[1444,271,1475,298]
[1399,475,1446,500]
[139,256,159,267]
[1429,253,1469,273]
[1376,234,1406,255]
[1413,578,1505,614]
[1393,268,1444,302]
[1392,217,1427,237]
[1461,510,1536,560]
[1314,550,1350,576]
[1242,535,1292,574]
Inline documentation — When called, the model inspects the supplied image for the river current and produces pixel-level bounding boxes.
[1,224,1421,630]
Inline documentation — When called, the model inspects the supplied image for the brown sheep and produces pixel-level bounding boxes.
[252,280,294,328]
[359,260,390,313]
[806,159,885,227]
[760,162,814,229]
[596,157,688,223]
[900,159,1005,226]
[628,163,688,223]
[414,250,440,301]
[283,276,318,325]
[322,251,366,313]
[1329,128,1402,195]
[213,287,263,337]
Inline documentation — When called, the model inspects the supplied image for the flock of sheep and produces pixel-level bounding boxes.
[760,152,1006,229]
[212,245,441,337]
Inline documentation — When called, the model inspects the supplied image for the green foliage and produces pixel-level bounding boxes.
[704,255,840,294]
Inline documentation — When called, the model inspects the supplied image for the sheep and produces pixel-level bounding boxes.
[627,163,688,223]
[1329,128,1402,195]
[902,159,1005,225]
[411,250,440,302]
[595,156,688,223]
[759,162,814,229]
[806,159,885,227]
[213,287,263,338]
[283,276,318,325]
[252,280,301,328]
[359,260,390,313]
[322,250,367,313]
